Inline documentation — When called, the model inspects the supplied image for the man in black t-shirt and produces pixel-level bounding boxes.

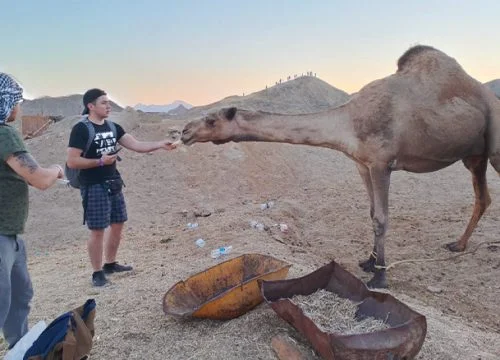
[67,88,176,287]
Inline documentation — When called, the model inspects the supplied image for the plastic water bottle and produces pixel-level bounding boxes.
[255,223,265,231]
[4,320,47,360]
[195,238,205,248]
[211,246,233,259]
[260,201,275,210]
[187,222,199,229]
[250,220,265,231]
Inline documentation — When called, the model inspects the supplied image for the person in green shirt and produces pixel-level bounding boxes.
[0,73,64,350]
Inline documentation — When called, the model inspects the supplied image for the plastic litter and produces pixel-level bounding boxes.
[250,220,265,231]
[211,246,233,259]
[279,224,288,233]
[260,201,275,210]
[195,238,205,248]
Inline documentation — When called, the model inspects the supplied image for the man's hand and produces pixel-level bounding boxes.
[159,139,177,151]
[101,154,118,165]
[50,164,64,179]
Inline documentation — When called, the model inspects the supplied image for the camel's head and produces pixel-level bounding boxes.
[181,107,240,145]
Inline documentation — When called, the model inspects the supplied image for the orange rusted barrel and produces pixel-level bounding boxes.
[163,253,291,320]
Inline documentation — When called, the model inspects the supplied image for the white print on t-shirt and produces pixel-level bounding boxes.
[94,131,117,156]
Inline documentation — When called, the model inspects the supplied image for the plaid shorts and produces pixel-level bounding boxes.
[80,184,128,230]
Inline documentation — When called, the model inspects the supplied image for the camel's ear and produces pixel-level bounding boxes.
[223,107,237,121]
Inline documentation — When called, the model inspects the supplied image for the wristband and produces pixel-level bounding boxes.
[54,165,63,177]
[98,158,104,167]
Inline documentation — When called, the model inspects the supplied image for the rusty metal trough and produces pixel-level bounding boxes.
[163,253,291,320]
[259,261,427,360]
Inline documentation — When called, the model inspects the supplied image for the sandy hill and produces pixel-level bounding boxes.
[167,104,190,116]
[21,94,122,117]
[178,76,350,119]
[134,100,193,113]
[485,79,500,98]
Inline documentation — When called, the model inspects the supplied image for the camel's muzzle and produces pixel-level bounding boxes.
[180,134,194,146]
[181,127,195,145]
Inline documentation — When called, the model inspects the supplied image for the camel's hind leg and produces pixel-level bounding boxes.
[446,156,490,252]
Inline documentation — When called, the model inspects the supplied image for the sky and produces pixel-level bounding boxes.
[1,0,499,107]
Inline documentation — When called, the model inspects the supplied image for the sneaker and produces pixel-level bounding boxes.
[103,262,133,274]
[92,271,108,287]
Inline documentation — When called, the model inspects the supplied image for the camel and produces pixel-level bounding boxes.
[181,45,500,288]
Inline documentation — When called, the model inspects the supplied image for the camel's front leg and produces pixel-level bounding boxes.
[356,164,378,273]
[366,167,391,289]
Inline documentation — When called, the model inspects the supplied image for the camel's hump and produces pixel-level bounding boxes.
[397,45,442,72]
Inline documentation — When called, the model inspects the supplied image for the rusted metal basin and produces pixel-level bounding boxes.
[163,253,291,320]
[259,261,427,360]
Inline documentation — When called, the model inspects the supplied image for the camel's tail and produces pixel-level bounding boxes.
[486,93,500,172]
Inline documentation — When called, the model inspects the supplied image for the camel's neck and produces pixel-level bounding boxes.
[235,106,357,154]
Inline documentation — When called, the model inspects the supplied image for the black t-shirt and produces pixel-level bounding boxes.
[68,119,126,184]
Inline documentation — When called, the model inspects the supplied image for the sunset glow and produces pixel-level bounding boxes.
[2,1,499,106]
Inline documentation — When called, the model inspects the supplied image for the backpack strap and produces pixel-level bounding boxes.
[80,117,96,158]
[79,117,95,225]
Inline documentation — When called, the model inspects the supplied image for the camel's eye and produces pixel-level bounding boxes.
[206,118,216,127]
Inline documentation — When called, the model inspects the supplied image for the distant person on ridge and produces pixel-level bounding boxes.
[66,88,176,287]
[0,73,65,350]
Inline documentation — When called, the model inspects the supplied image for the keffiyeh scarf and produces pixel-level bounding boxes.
[0,73,23,124]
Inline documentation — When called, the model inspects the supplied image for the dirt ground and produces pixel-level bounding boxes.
[1,111,499,359]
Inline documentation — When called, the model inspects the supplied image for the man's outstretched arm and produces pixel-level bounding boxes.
[118,133,176,153]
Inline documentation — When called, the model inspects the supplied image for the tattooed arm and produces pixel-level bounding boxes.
[6,152,63,190]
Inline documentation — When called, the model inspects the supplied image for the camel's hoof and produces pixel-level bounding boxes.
[367,272,388,289]
[445,242,465,253]
[358,257,376,273]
